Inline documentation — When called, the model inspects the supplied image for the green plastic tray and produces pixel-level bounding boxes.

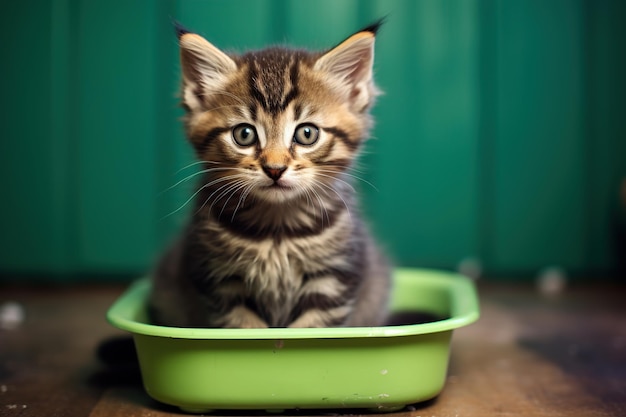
[107,268,479,413]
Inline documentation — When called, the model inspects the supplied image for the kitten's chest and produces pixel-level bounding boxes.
[237,235,340,291]
[204,210,352,283]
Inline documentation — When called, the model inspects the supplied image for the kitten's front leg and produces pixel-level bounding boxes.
[207,275,268,328]
[220,305,268,329]
[288,273,356,328]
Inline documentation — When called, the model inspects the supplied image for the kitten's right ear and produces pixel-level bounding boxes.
[176,25,237,112]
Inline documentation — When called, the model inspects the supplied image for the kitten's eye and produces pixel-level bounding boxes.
[293,124,319,146]
[232,124,258,147]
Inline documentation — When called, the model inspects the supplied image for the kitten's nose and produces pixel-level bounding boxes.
[262,165,287,181]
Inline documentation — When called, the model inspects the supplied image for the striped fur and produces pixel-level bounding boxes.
[149,21,390,328]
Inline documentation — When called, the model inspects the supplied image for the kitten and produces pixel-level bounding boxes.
[148,21,391,328]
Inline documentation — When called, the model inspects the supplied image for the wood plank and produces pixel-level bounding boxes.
[0,286,124,417]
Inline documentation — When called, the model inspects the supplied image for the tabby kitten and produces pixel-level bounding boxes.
[149,21,391,328]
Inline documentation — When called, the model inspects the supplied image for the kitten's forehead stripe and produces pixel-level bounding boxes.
[294,103,303,121]
[244,48,303,116]
[249,103,258,122]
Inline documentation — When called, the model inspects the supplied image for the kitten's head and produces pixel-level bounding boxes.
[177,22,381,204]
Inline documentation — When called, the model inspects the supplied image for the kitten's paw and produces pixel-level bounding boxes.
[288,307,350,328]
[238,320,269,329]
[222,305,268,328]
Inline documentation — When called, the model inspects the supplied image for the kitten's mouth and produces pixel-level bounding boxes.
[264,181,292,190]
[257,181,299,201]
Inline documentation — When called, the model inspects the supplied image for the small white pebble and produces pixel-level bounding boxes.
[457,257,483,280]
[0,302,25,330]
[5,404,27,409]
[537,266,567,296]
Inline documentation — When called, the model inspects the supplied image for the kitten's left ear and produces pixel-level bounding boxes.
[176,23,237,112]
[314,22,382,112]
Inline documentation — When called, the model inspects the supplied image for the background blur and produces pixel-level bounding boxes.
[1,0,625,283]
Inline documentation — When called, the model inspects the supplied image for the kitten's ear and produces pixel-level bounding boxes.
[177,28,237,112]
[314,22,381,112]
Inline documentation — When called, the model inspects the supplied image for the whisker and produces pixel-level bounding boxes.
[297,184,314,211]
[297,184,322,221]
[320,163,368,175]
[164,174,241,219]
[316,168,379,192]
[312,180,352,222]
[198,90,247,106]
[292,183,310,211]
[207,178,249,217]
[200,176,247,215]
[174,160,221,174]
[160,167,238,195]
[195,90,252,116]
[231,182,256,222]
[160,179,215,220]
[308,183,331,227]
[218,180,249,220]
[203,104,248,114]
[314,172,357,194]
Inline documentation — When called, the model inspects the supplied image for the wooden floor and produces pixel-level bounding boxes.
[1,280,625,417]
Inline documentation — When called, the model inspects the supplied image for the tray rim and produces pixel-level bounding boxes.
[107,268,479,340]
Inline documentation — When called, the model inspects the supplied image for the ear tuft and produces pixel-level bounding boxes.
[173,20,191,39]
[359,17,386,36]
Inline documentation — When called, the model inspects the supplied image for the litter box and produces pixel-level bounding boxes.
[107,268,479,413]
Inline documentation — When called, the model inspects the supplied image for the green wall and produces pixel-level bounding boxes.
[1,0,624,281]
